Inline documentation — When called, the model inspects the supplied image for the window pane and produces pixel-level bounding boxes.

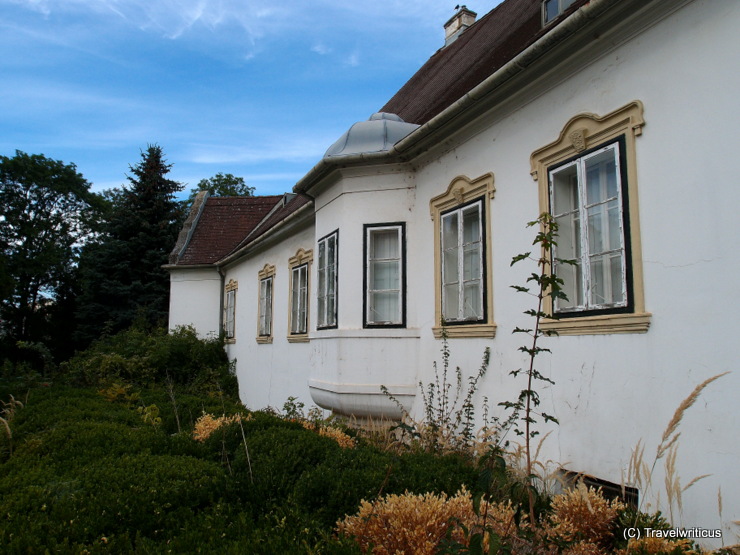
[443,246,460,285]
[589,255,607,306]
[371,260,399,290]
[442,213,458,250]
[545,0,559,21]
[371,230,399,259]
[585,148,618,206]
[607,200,621,251]
[327,235,336,266]
[463,282,482,319]
[587,204,606,254]
[371,291,399,323]
[552,164,578,216]
[462,205,480,244]
[463,243,481,281]
[318,241,326,270]
[443,283,459,320]
[610,254,625,306]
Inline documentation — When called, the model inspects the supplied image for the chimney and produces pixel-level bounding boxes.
[444,5,477,46]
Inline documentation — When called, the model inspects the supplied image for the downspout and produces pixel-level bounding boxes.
[217,266,226,338]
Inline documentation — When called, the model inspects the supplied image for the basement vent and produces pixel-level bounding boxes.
[559,469,639,508]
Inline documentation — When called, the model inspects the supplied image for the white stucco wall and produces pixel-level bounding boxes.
[223,220,317,412]
[168,268,222,337]
[401,0,739,544]
[168,0,738,545]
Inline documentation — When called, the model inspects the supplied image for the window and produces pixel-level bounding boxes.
[224,279,237,342]
[550,141,628,314]
[543,0,576,24]
[291,264,308,333]
[441,201,484,323]
[530,101,650,335]
[430,173,496,338]
[257,264,275,343]
[364,223,405,327]
[317,231,338,329]
[288,247,313,341]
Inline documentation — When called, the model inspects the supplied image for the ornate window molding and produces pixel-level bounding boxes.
[530,101,651,335]
[288,248,313,343]
[430,173,496,339]
[224,279,238,344]
[256,263,276,344]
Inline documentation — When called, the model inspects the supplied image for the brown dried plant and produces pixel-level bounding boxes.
[192,412,249,442]
[337,487,518,554]
[300,420,356,449]
[1,395,23,456]
[544,483,625,554]
[615,536,700,555]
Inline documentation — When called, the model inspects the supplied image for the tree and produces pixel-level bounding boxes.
[0,151,100,352]
[185,172,254,206]
[76,145,184,346]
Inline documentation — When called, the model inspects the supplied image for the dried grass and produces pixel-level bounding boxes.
[301,420,356,449]
[337,487,518,554]
[192,412,249,442]
[614,536,700,555]
[626,373,729,523]
[544,482,625,554]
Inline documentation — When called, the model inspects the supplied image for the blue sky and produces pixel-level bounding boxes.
[1,0,503,197]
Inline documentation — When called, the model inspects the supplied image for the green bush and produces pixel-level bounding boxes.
[62,325,237,396]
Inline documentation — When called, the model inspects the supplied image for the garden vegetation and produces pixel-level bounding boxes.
[0,324,732,554]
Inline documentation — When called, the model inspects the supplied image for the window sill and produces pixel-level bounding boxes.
[540,312,651,336]
[287,334,309,343]
[255,336,273,344]
[225,338,236,345]
[432,323,497,339]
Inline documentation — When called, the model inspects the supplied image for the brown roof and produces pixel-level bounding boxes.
[241,193,313,246]
[176,196,282,265]
[380,0,586,125]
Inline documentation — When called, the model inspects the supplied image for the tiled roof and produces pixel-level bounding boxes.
[380,0,586,125]
[241,193,313,246]
[176,196,283,266]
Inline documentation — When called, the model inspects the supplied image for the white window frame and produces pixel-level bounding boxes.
[364,223,405,327]
[290,263,309,335]
[317,231,338,329]
[223,280,237,342]
[258,276,273,337]
[440,199,485,324]
[549,140,628,315]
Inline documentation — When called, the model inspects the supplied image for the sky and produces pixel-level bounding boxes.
[1,0,504,198]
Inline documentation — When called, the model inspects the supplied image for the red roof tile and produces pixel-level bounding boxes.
[176,196,282,265]
[380,0,586,125]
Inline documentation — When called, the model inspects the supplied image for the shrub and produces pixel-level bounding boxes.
[62,325,237,395]
[337,488,518,555]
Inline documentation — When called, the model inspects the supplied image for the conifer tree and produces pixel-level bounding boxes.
[76,145,184,346]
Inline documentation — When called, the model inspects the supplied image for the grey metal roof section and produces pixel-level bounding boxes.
[323,112,420,159]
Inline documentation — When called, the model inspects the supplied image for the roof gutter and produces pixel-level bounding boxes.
[293,0,634,195]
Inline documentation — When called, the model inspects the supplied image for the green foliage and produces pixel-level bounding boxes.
[383,331,490,454]
[63,324,237,395]
[498,212,569,523]
[0,150,103,366]
[75,145,184,346]
[185,172,254,206]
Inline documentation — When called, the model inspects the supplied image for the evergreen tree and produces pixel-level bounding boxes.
[76,145,184,346]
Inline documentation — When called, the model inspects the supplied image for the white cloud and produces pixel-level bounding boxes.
[311,43,331,55]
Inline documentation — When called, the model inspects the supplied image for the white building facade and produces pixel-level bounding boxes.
[168,0,739,545]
